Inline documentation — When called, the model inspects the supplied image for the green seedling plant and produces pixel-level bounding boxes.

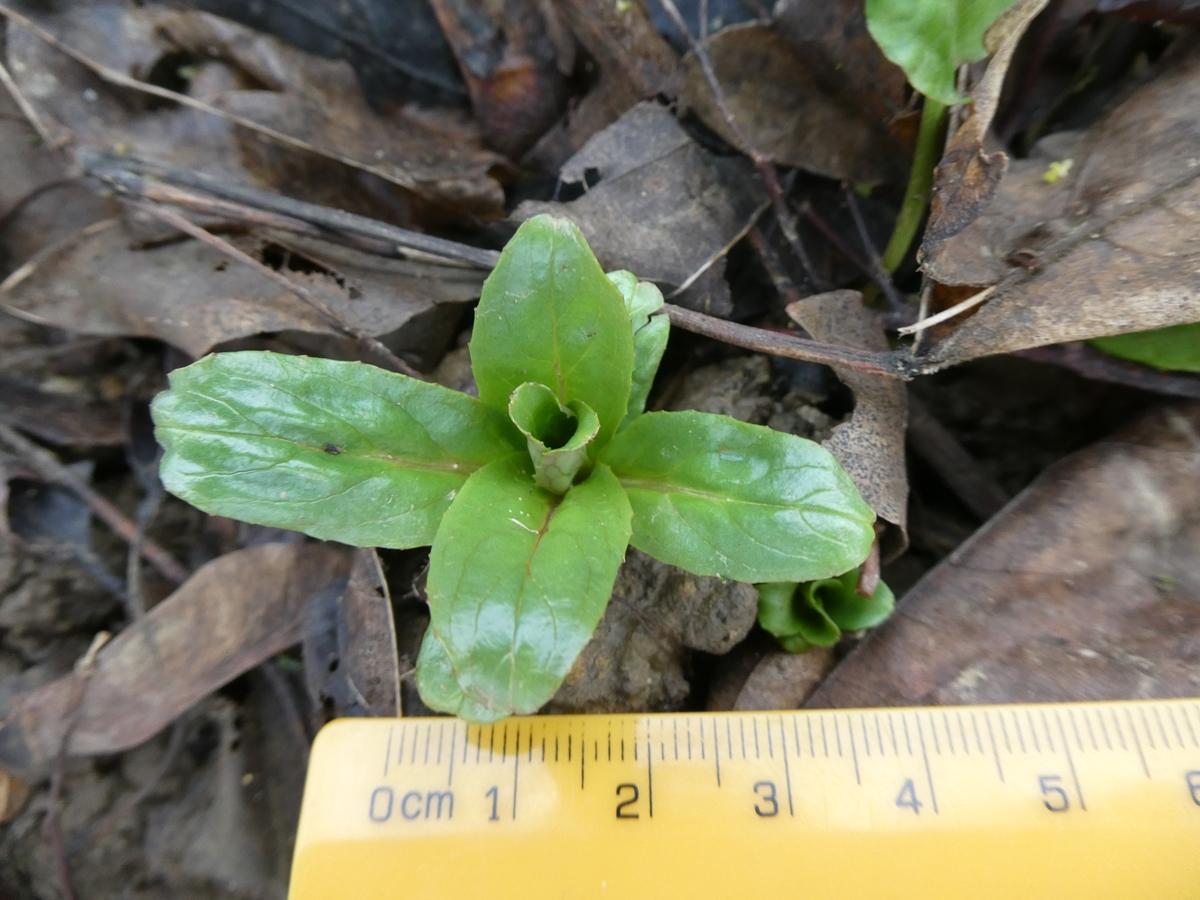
[757,571,894,654]
[152,215,876,722]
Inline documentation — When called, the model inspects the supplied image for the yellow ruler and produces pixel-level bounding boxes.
[289,699,1200,899]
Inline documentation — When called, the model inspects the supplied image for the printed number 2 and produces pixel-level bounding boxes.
[1187,771,1200,807]
[895,778,922,815]
[1039,774,1070,812]
[615,783,640,819]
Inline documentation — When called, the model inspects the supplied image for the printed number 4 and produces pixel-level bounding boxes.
[896,778,922,815]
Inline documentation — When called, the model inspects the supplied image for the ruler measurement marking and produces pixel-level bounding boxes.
[740,718,748,759]
[1082,710,1099,752]
[900,714,913,756]
[447,726,457,786]
[998,713,1012,754]
[1165,706,1186,748]
[847,716,862,785]
[608,728,613,762]
[928,714,942,755]
[397,727,406,768]
[645,735,655,818]
[1177,704,1198,747]
[822,717,832,757]
[942,711,956,755]
[1150,705,1172,749]
[877,716,887,757]
[726,719,734,760]
[383,726,393,777]
[793,717,803,760]
[861,716,872,757]
[808,718,817,757]
[1025,709,1042,753]
[673,719,680,761]
[1068,708,1085,753]
[594,739,599,763]
[916,714,940,814]
[489,727,497,763]
[1137,707,1157,751]
[1009,710,1027,754]
[956,711,972,755]
[713,717,723,786]
[888,715,900,756]
[414,726,422,765]
[833,717,843,758]
[1094,709,1113,751]
[779,719,795,816]
[435,722,445,765]
[567,734,573,763]
[687,719,694,761]
[580,730,586,790]
[984,712,1005,783]
[1121,707,1150,777]
[1039,710,1056,753]
[501,724,508,763]
[512,726,521,820]
[423,723,433,765]
[1054,709,1086,811]
[765,717,774,760]
[698,718,705,760]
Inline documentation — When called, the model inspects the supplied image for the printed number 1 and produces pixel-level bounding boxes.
[895,778,922,815]
[486,786,499,822]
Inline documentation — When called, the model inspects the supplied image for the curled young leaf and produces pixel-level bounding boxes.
[600,411,876,583]
[152,352,521,548]
[470,215,634,447]
[416,456,632,722]
[609,270,670,428]
[508,382,600,494]
[757,572,895,654]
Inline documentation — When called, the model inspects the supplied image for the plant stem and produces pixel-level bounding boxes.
[880,97,946,274]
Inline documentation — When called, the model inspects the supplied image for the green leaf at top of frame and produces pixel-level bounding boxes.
[1091,323,1200,373]
[608,270,670,429]
[599,411,876,584]
[416,455,632,722]
[151,351,521,549]
[866,0,1018,104]
[470,215,634,448]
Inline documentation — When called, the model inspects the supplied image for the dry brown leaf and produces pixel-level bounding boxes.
[919,48,1200,369]
[0,768,29,823]
[339,549,401,717]
[707,640,836,712]
[0,541,350,773]
[922,0,1049,251]
[2,221,483,357]
[517,102,765,307]
[680,14,912,183]
[5,3,505,216]
[786,290,909,554]
[809,403,1200,709]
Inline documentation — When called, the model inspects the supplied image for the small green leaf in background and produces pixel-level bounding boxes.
[416,456,632,722]
[758,571,895,654]
[471,215,635,446]
[600,411,876,583]
[609,270,670,428]
[865,0,1019,104]
[508,381,600,494]
[1091,323,1200,373]
[151,351,520,548]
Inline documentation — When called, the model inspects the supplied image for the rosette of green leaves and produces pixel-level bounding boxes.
[757,572,894,654]
[152,214,876,722]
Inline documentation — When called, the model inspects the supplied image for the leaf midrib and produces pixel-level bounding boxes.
[617,476,835,512]
[160,424,480,475]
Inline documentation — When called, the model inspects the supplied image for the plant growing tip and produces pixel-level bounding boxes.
[757,571,894,654]
[152,214,877,723]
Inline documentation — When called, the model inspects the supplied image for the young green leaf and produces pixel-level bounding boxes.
[866,0,1018,104]
[415,456,632,722]
[758,572,895,653]
[507,381,600,494]
[600,411,875,583]
[609,270,670,428]
[1091,323,1200,373]
[471,215,634,447]
[152,352,521,548]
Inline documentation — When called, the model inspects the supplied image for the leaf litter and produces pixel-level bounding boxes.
[1,0,1199,894]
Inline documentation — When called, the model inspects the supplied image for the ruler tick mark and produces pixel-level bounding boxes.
[397,728,406,767]
[501,724,508,763]
[1068,709,1085,753]
[984,713,1005,783]
[447,726,457,787]
[740,718,748,759]
[820,717,831,758]
[1166,706,1185,748]
[900,714,913,756]
[917,716,939,814]
[423,723,432,765]
[608,728,613,762]
[847,716,861,785]
[752,718,762,760]
[1039,709,1056,753]
[726,719,734,760]
[713,717,722,786]
[540,736,546,762]
[832,716,843,759]
[1025,709,1042,753]
[413,725,421,765]
[1137,707,1157,750]
[567,734,573,763]
[888,715,899,756]
[1124,707,1149,777]
[673,719,680,761]
[928,714,942,755]
[861,716,872,757]
[488,727,496,764]
[1082,710,1098,752]
[765,718,774,759]
[998,713,1012,754]
[1094,709,1113,751]
[1150,705,1171,749]
[1177,705,1198,747]
[383,727,393,777]
[956,711,970,755]
[1054,709,1086,811]
[779,720,795,815]
[462,726,470,765]
[512,726,521,820]
[877,716,887,758]
[1009,710,1027,754]
[687,720,694,760]
[942,711,955,755]
[646,735,655,818]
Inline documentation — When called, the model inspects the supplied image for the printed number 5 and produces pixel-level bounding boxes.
[1039,774,1070,812]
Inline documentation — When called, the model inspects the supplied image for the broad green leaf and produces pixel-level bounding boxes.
[758,572,895,654]
[866,0,1017,104]
[608,270,670,428]
[507,382,600,494]
[600,411,875,583]
[152,351,521,548]
[471,215,634,447]
[415,456,632,722]
[1091,323,1200,373]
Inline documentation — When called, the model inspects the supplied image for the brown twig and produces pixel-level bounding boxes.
[856,535,882,598]
[129,202,421,377]
[907,395,1010,520]
[842,187,909,313]
[663,303,912,378]
[1016,343,1200,400]
[0,422,189,584]
[0,57,57,147]
[655,0,823,290]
